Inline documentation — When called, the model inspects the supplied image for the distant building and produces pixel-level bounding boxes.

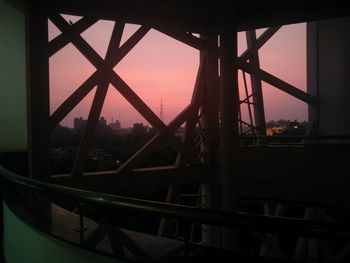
[74,117,107,130]
[109,120,121,131]
[118,127,133,135]
[98,117,107,127]
[73,117,87,130]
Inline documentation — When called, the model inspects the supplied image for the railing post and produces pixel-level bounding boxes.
[75,202,88,246]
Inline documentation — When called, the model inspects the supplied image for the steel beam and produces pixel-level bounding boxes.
[49,13,104,68]
[48,17,98,56]
[154,27,206,50]
[72,22,124,176]
[49,23,148,130]
[239,61,316,104]
[175,55,207,166]
[241,71,255,134]
[158,41,207,238]
[27,4,50,179]
[246,30,266,135]
[50,72,98,129]
[219,30,240,250]
[116,103,200,173]
[201,33,222,247]
[110,73,166,131]
[239,27,281,62]
[71,81,109,176]
[109,26,150,66]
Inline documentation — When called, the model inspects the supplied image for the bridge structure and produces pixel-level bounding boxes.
[1,0,350,262]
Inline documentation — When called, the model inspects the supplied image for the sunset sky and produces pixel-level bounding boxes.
[49,16,306,128]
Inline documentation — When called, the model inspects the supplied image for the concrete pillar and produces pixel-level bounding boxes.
[0,0,27,151]
[308,18,350,136]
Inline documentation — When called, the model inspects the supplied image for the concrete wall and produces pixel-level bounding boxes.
[308,17,350,135]
[238,146,350,209]
[0,0,27,151]
[3,203,123,263]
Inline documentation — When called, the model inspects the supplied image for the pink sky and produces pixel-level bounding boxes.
[49,16,306,128]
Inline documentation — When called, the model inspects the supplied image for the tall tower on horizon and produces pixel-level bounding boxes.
[160,99,164,122]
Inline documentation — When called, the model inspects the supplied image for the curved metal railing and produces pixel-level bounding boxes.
[239,135,350,146]
[1,165,349,239]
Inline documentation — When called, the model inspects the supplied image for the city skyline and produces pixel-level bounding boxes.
[65,115,307,130]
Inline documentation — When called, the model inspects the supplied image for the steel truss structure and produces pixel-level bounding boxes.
[38,16,315,175]
[26,2,350,260]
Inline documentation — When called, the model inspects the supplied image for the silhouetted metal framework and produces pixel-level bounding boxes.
[41,19,316,171]
[26,0,350,254]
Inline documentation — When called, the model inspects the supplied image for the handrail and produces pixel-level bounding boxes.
[239,135,350,141]
[242,135,350,138]
[1,165,349,238]
[240,196,350,214]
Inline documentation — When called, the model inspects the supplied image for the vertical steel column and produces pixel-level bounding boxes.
[219,30,239,250]
[246,30,266,135]
[27,2,50,179]
[203,33,220,171]
[306,22,319,136]
[201,33,222,247]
